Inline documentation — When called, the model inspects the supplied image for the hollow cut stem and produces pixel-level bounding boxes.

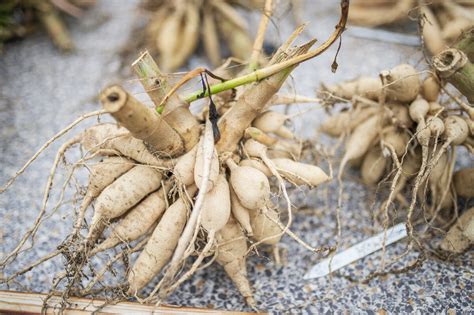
[433,48,474,103]
[100,85,184,157]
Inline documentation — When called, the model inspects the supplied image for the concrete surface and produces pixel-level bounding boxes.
[0,0,472,313]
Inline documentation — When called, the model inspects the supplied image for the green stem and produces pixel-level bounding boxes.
[184,0,349,103]
[185,71,260,102]
[455,27,474,62]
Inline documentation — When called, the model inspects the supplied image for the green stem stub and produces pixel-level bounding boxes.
[185,71,260,103]
[156,105,164,114]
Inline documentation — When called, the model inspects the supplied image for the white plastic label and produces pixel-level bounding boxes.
[304,223,407,279]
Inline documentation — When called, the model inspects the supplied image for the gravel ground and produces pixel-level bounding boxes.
[0,1,472,314]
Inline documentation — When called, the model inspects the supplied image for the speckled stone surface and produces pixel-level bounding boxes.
[0,1,472,314]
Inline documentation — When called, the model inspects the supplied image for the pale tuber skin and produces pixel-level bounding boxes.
[174,144,198,186]
[421,75,441,102]
[268,139,303,160]
[320,106,380,137]
[348,0,414,28]
[249,206,283,245]
[170,4,200,73]
[86,157,134,199]
[252,111,288,134]
[427,116,445,137]
[440,207,474,253]
[81,124,172,167]
[377,149,422,215]
[321,61,472,250]
[464,219,474,242]
[239,158,272,177]
[216,217,256,308]
[443,116,469,145]
[409,98,430,124]
[226,159,270,210]
[194,137,219,192]
[453,167,474,198]
[128,185,197,294]
[339,114,383,178]
[154,3,200,72]
[87,166,163,243]
[323,76,382,101]
[420,116,469,191]
[429,152,448,185]
[202,9,222,66]
[319,49,473,257]
[429,102,444,115]
[274,125,295,139]
[382,126,410,157]
[91,185,169,255]
[464,117,474,136]
[389,103,414,129]
[415,122,431,162]
[361,147,387,186]
[428,149,449,208]
[81,123,127,151]
[380,64,421,103]
[434,157,456,212]
[407,98,432,213]
[271,158,330,187]
[242,138,299,248]
[244,127,278,147]
[200,174,231,232]
[230,186,253,235]
[74,156,134,235]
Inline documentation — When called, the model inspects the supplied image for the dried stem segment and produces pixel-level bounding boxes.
[214,4,253,61]
[34,0,74,51]
[248,0,273,70]
[132,52,201,151]
[433,48,474,102]
[216,39,316,153]
[100,85,184,157]
[202,10,221,66]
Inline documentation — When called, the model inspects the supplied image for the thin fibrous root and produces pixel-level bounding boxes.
[263,213,334,255]
[0,250,61,284]
[160,230,216,297]
[80,237,148,296]
[379,144,402,271]
[0,135,81,268]
[0,110,106,193]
